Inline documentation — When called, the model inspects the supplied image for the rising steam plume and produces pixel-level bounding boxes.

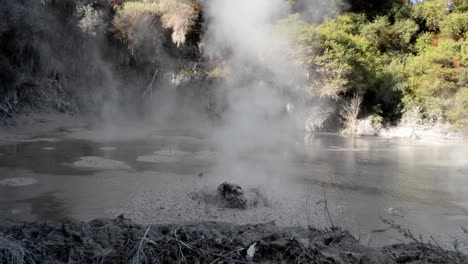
[201,0,309,184]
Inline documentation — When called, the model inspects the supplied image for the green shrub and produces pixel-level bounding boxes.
[440,12,468,38]
[394,19,419,48]
[361,16,393,51]
[413,0,448,31]
[277,2,466,127]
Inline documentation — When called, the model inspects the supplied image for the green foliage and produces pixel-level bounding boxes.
[399,36,466,123]
[275,14,318,66]
[413,0,448,31]
[447,88,468,126]
[281,0,467,127]
[440,12,468,38]
[415,32,434,52]
[454,1,468,12]
[394,19,419,48]
[368,104,384,129]
[361,16,393,50]
[314,13,382,96]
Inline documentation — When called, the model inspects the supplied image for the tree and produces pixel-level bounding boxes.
[348,0,404,15]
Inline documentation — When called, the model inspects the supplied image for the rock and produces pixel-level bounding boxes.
[246,242,257,260]
[217,182,247,209]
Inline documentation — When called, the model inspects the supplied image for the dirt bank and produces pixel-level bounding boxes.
[0,216,463,264]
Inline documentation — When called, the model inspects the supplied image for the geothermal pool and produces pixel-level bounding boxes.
[0,126,467,249]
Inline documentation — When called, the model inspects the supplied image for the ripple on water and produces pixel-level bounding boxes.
[155,149,189,156]
[0,177,38,187]
[41,147,56,150]
[99,147,117,151]
[327,146,365,152]
[72,156,131,170]
[28,137,61,143]
[192,150,217,161]
[136,150,189,163]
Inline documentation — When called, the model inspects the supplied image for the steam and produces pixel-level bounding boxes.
[201,0,308,184]
[203,0,302,86]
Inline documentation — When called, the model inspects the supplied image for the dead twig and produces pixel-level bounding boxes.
[129,226,151,264]
[172,227,247,264]
[316,186,335,229]
[380,217,460,263]
[141,68,158,99]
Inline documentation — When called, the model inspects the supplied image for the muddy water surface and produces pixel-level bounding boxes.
[0,127,467,249]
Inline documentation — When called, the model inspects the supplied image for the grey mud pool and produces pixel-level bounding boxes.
[0,125,467,249]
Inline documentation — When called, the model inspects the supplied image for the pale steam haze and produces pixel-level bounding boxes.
[202,0,305,184]
[203,0,302,85]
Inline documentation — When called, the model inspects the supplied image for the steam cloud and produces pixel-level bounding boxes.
[201,0,308,184]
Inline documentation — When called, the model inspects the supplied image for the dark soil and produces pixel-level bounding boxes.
[0,215,464,264]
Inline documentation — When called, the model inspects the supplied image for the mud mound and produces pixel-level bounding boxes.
[0,178,38,187]
[0,216,462,264]
[190,183,269,209]
[217,182,248,209]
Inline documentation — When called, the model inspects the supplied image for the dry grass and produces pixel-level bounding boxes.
[159,0,197,47]
[0,235,26,264]
[381,217,468,264]
[112,1,160,45]
[113,0,196,49]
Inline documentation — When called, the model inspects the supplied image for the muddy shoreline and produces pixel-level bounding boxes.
[1,113,465,145]
[0,215,463,264]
